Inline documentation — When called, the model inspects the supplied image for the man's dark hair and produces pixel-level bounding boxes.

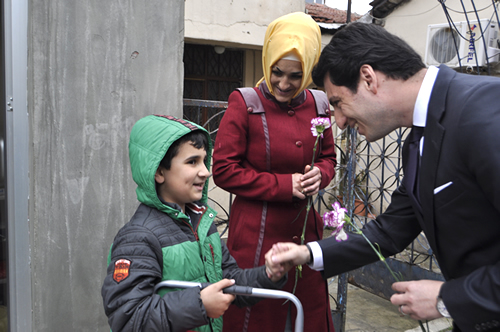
[312,22,425,92]
[159,130,208,170]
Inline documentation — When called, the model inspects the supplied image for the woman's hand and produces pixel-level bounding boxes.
[292,173,306,199]
[292,166,322,199]
[300,165,322,196]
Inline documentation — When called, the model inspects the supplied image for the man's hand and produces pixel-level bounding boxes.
[390,280,444,320]
[270,242,310,266]
[264,246,293,282]
[200,279,236,318]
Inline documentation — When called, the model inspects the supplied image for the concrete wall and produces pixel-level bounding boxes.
[185,0,305,49]
[29,0,184,330]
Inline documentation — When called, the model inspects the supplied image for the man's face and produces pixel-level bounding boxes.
[323,73,396,142]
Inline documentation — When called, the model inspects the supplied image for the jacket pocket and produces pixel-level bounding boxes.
[434,178,464,209]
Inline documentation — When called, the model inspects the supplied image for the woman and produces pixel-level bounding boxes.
[213,12,337,331]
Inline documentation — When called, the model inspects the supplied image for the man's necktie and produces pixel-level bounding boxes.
[406,126,424,202]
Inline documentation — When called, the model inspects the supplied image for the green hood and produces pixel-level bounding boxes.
[128,115,212,219]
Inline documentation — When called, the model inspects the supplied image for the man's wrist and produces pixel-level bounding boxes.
[436,296,450,318]
[306,241,324,271]
[436,285,451,318]
[305,244,313,264]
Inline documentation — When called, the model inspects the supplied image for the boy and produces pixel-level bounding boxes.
[101,115,288,332]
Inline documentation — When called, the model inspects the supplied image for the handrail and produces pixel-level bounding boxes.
[154,280,304,332]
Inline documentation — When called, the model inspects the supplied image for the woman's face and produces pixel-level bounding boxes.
[269,59,303,104]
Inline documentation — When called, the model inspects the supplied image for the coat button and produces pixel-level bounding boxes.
[292,236,299,244]
[209,213,214,218]
[247,107,253,113]
[296,141,303,147]
[288,110,295,116]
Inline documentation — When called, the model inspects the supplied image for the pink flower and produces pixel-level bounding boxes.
[323,202,349,242]
[310,117,331,138]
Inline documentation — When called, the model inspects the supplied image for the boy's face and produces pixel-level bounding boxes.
[155,141,209,212]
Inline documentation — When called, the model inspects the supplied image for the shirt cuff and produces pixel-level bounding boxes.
[306,241,324,271]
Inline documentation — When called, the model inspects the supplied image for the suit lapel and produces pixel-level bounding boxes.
[418,65,456,251]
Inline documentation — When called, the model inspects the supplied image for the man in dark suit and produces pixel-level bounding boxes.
[269,22,500,331]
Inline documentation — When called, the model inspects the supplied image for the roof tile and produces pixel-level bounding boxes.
[305,3,362,24]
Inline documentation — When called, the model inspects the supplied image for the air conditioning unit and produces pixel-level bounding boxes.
[425,19,500,68]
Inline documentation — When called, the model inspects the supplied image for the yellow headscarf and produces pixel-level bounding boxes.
[257,12,322,98]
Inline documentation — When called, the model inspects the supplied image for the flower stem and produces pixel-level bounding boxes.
[347,219,426,332]
[294,136,320,289]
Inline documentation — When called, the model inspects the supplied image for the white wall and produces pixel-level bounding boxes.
[185,1,305,49]
[380,0,499,63]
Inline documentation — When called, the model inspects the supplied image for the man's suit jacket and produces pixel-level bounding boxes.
[318,65,500,331]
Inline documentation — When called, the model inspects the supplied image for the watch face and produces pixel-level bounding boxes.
[437,298,451,318]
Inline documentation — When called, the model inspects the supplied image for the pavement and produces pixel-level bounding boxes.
[328,279,454,332]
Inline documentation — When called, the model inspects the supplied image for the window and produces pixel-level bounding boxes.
[183,44,243,138]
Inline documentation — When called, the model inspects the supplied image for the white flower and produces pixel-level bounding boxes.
[310,117,331,138]
[323,202,349,242]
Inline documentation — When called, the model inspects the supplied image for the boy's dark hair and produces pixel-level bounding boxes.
[159,130,208,170]
[312,22,425,93]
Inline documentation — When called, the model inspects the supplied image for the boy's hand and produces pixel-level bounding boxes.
[200,279,236,318]
[264,245,293,282]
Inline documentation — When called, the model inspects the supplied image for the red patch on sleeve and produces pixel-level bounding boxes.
[113,259,131,283]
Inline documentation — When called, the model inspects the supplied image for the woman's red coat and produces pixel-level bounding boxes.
[213,87,337,331]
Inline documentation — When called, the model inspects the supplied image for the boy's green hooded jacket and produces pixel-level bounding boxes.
[130,114,212,219]
[101,115,285,332]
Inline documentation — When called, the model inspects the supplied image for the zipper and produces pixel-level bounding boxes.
[184,206,219,280]
[209,244,215,263]
[183,221,199,241]
[194,206,207,238]
[183,205,208,241]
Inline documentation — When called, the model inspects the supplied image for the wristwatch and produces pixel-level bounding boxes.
[436,296,451,318]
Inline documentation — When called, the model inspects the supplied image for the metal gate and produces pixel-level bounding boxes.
[184,98,443,331]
